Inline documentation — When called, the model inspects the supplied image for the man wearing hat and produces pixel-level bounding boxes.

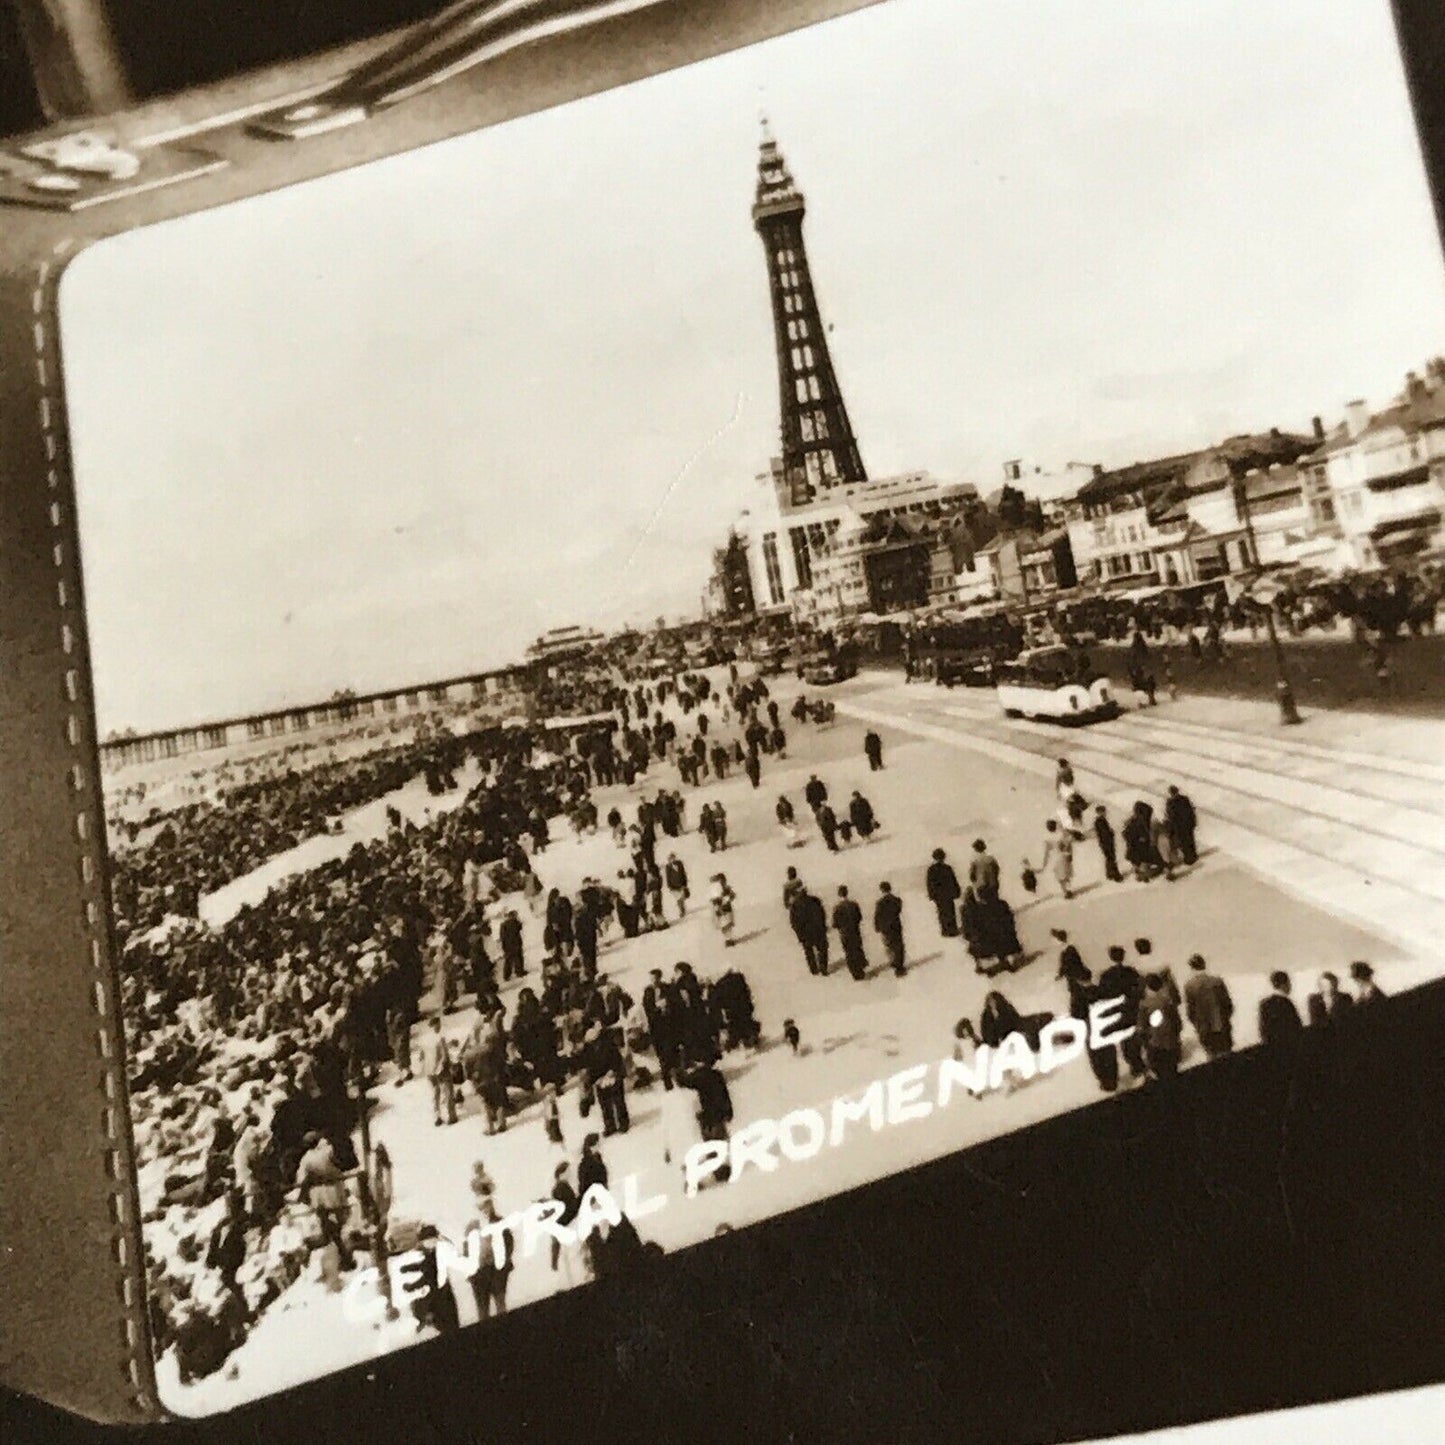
[925,848,961,938]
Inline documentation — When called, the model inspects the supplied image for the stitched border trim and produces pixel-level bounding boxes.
[31,246,157,1415]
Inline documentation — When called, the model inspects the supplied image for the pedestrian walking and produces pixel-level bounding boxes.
[468,1192,514,1321]
[873,882,906,976]
[849,790,878,842]
[744,751,762,789]
[960,884,1024,976]
[782,865,805,911]
[418,1017,456,1126]
[790,887,830,976]
[499,909,526,981]
[926,847,962,937]
[1152,808,1178,881]
[816,801,840,852]
[681,1061,734,1191]
[832,886,869,980]
[1093,804,1122,882]
[1164,785,1198,866]
[709,873,738,947]
[864,730,884,771]
[1057,940,1117,1093]
[1054,758,1077,805]
[543,1083,564,1145]
[1183,953,1233,1057]
[1098,945,1146,1080]
[776,794,803,848]
[549,1163,581,1282]
[1123,802,1158,882]
[1032,819,1075,899]
[664,853,690,918]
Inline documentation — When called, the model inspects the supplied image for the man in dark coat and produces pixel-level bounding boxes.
[499,909,525,981]
[1307,971,1353,1028]
[411,1227,460,1335]
[832,887,869,981]
[788,889,816,975]
[816,802,840,853]
[681,1061,734,1186]
[1350,960,1387,1010]
[583,1027,629,1137]
[585,1212,656,1281]
[578,1134,609,1197]
[926,848,961,937]
[1164,785,1198,865]
[546,890,575,953]
[1097,945,1146,1079]
[549,1163,581,1274]
[1093,805,1122,883]
[864,730,884,771]
[794,889,830,976]
[873,882,906,977]
[1259,971,1304,1049]
[804,774,828,812]
[744,751,762,789]
[643,969,681,1089]
[849,791,878,842]
[1183,953,1234,1057]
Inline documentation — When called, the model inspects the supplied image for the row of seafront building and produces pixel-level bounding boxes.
[714,362,1445,627]
[97,626,611,769]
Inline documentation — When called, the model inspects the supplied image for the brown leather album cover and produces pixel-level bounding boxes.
[2,1,1444,1437]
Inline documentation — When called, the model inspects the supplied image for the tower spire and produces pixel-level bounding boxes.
[751,130,866,507]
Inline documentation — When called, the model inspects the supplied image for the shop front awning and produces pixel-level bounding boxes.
[1369,507,1441,541]
[1364,463,1432,493]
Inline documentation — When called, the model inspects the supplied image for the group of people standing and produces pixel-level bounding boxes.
[1026,759,1200,899]
[925,840,1025,975]
[783,867,910,982]
[955,927,1389,1105]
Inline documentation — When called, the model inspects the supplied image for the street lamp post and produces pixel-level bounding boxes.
[1233,476,1302,726]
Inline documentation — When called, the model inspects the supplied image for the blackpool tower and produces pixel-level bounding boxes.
[752,125,867,508]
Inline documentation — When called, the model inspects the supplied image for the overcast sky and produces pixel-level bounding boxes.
[62,0,1445,734]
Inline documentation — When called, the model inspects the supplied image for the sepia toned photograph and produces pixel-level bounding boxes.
[53,0,1445,1416]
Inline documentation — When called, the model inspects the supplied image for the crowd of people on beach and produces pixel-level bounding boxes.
[109,720,484,922]
[125,654,849,1385]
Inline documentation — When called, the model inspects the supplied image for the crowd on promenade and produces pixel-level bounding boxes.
[128,655,843,1385]
[118,638,1407,1390]
[761,735,1390,1111]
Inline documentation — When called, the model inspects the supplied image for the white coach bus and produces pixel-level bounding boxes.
[995,646,1120,724]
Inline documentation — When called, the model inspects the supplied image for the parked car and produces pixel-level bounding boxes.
[800,650,858,686]
[933,648,996,688]
[753,644,789,676]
